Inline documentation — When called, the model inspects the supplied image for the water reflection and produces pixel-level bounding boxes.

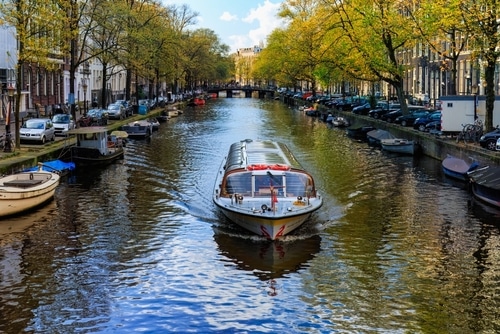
[214,229,321,281]
[1,98,500,333]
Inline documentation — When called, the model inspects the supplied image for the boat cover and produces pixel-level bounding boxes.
[24,160,76,173]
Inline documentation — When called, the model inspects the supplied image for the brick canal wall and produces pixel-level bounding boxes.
[338,110,500,166]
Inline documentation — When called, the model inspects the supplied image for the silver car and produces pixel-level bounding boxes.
[107,103,125,120]
[52,113,75,136]
[20,118,56,144]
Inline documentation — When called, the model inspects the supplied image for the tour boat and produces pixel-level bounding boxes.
[213,139,323,240]
[0,165,60,217]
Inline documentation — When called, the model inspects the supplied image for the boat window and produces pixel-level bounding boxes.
[223,172,252,196]
[285,173,313,197]
[254,173,283,196]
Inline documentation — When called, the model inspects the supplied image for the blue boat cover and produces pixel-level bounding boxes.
[23,160,76,173]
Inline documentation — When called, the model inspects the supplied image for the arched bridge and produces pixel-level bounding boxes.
[207,87,276,98]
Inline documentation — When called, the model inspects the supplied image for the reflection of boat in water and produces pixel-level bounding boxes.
[214,231,321,280]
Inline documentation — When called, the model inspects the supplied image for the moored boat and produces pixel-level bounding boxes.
[23,159,76,176]
[366,129,395,147]
[468,165,500,208]
[380,138,417,155]
[187,97,206,106]
[0,165,60,217]
[213,139,323,240]
[332,116,350,127]
[346,126,376,141]
[121,120,153,139]
[66,126,125,166]
[441,155,479,181]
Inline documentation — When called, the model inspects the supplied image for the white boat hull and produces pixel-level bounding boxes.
[381,138,416,155]
[214,196,321,240]
[0,171,60,217]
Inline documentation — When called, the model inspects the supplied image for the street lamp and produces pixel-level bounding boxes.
[471,84,478,121]
[82,78,88,115]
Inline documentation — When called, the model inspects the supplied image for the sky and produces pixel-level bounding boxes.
[162,1,285,53]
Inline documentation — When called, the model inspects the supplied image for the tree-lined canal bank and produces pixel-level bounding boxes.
[1,97,499,333]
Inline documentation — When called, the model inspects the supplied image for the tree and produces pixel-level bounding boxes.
[0,0,67,149]
[460,0,500,131]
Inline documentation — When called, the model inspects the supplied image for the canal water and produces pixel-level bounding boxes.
[1,97,500,333]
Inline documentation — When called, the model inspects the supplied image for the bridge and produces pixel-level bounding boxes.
[206,87,276,98]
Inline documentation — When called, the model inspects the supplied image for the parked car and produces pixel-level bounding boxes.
[424,120,441,133]
[352,102,372,115]
[496,137,500,151]
[20,118,56,144]
[114,100,133,117]
[413,111,442,131]
[381,106,427,123]
[479,127,500,150]
[368,103,400,119]
[51,113,75,136]
[394,110,430,126]
[107,103,126,120]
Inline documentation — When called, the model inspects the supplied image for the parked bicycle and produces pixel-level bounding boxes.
[456,120,483,143]
[0,134,15,152]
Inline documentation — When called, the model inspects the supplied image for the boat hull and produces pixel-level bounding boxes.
[0,171,60,217]
[381,138,416,155]
[70,147,124,167]
[441,155,478,181]
[214,198,321,240]
[469,166,500,208]
[121,121,153,138]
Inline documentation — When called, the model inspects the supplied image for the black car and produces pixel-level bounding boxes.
[394,110,430,126]
[381,106,427,123]
[413,111,441,131]
[368,103,400,119]
[424,120,441,132]
[479,127,500,150]
[352,102,372,115]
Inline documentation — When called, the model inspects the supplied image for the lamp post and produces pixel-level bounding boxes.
[4,85,15,152]
[471,84,478,121]
[82,79,88,115]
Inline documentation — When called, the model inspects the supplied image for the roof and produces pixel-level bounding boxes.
[67,126,109,135]
[224,139,303,173]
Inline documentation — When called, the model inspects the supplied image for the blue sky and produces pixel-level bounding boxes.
[162,1,285,53]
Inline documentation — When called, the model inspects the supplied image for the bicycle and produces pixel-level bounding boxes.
[0,134,15,152]
[456,121,483,144]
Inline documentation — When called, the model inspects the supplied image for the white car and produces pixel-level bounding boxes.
[20,118,56,144]
[496,137,500,151]
[52,113,75,136]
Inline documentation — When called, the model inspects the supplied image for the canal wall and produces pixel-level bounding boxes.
[339,110,500,166]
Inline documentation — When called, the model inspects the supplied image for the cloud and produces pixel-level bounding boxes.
[241,1,284,47]
[220,11,238,22]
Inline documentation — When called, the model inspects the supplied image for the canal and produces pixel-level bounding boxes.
[1,97,499,333]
